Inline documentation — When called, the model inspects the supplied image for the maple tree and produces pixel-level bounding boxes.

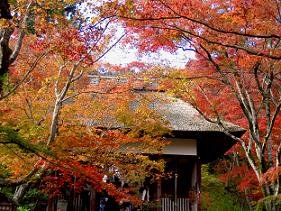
[0,0,279,209]
[112,0,281,209]
[0,0,87,96]
[0,1,168,208]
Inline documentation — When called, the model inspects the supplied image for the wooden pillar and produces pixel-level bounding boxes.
[197,157,201,211]
[89,187,97,211]
[190,157,198,211]
[47,196,55,211]
[174,173,178,211]
[156,178,161,211]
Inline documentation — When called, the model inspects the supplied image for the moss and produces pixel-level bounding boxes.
[201,165,244,211]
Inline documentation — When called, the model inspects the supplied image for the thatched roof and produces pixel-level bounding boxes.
[86,91,244,134]
[84,88,246,162]
[133,92,246,163]
[156,94,244,133]
[86,72,246,161]
[87,73,244,133]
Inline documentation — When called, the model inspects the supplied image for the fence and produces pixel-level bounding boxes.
[56,194,85,211]
[0,202,16,211]
[161,197,190,211]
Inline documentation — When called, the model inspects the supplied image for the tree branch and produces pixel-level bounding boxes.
[0,51,48,100]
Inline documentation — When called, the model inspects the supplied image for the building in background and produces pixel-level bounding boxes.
[49,73,245,211]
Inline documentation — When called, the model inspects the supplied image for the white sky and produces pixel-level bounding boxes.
[80,2,194,69]
[102,44,193,68]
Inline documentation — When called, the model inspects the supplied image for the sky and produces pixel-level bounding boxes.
[102,43,193,69]
[80,1,194,69]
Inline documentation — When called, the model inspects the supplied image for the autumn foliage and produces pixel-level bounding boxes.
[0,0,169,207]
[112,0,281,208]
[0,0,280,210]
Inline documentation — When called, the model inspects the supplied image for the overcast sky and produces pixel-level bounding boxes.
[102,43,193,68]
[80,2,194,69]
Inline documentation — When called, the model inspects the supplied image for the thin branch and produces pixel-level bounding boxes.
[25,97,34,122]
[71,70,83,83]
[263,101,281,147]
[0,51,48,100]
[55,63,66,97]
[148,24,281,60]
[239,66,261,147]
[0,164,40,187]
[59,59,83,101]
[90,33,126,65]
[121,0,281,39]
[185,90,262,183]
[199,43,263,149]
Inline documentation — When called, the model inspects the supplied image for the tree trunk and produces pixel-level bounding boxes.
[0,0,12,19]
[12,183,31,204]
[48,101,62,145]
[0,27,13,92]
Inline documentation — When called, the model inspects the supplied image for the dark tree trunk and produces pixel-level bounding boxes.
[0,27,13,93]
[0,0,12,19]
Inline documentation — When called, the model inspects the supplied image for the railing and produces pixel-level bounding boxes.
[161,198,190,211]
[56,194,84,211]
[0,203,16,211]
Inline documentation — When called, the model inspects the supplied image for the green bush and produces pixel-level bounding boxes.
[201,165,243,211]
